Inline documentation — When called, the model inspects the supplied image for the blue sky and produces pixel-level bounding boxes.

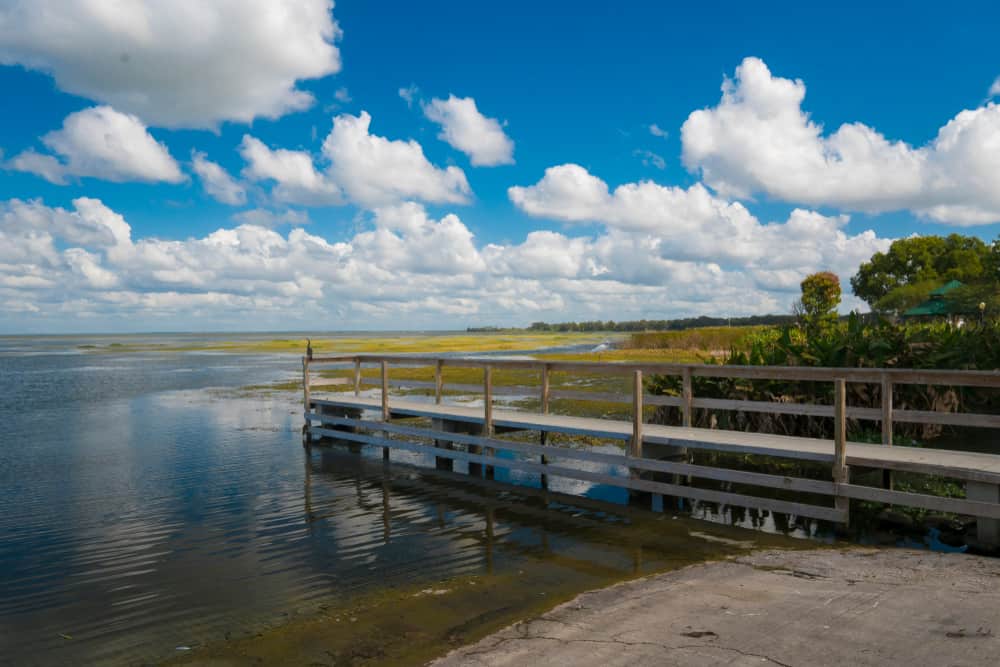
[1,0,999,333]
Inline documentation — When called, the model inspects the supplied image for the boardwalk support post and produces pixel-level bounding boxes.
[833,378,850,525]
[381,360,390,461]
[881,374,893,489]
[484,365,495,479]
[682,367,693,428]
[628,370,651,508]
[353,357,361,397]
[302,354,1000,533]
[540,363,550,487]
[968,482,1000,548]
[434,360,444,404]
[302,356,311,447]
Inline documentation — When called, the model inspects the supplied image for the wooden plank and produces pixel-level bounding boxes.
[541,364,550,414]
[892,409,1000,429]
[307,396,1000,482]
[839,484,1000,520]
[364,379,534,396]
[690,398,880,421]
[881,374,894,489]
[302,357,310,413]
[550,389,628,404]
[380,360,389,421]
[632,370,643,459]
[310,355,1000,390]
[435,359,443,405]
[833,379,847,483]
[484,365,494,436]
[310,413,837,495]
[354,358,361,397]
[308,377,349,387]
[310,426,846,523]
[682,367,693,427]
[881,375,893,445]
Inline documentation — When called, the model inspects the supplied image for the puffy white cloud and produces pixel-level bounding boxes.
[681,57,1000,225]
[0,188,890,331]
[239,135,342,206]
[322,111,472,206]
[422,95,514,166]
[7,106,183,184]
[0,0,341,128]
[509,164,890,281]
[240,111,472,208]
[191,152,246,206]
[353,202,484,274]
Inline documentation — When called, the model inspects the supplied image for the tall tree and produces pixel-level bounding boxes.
[851,234,991,312]
[797,271,841,336]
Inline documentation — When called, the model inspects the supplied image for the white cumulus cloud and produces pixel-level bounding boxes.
[191,151,246,206]
[239,136,343,206]
[681,56,1000,225]
[7,106,183,184]
[0,191,890,331]
[322,111,472,206]
[509,163,891,281]
[423,95,514,166]
[0,0,342,128]
[240,111,472,208]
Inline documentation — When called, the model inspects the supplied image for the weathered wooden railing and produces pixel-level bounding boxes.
[301,354,1000,546]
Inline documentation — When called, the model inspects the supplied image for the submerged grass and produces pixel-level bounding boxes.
[168,457,799,667]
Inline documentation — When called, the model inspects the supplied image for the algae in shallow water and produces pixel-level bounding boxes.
[169,451,798,667]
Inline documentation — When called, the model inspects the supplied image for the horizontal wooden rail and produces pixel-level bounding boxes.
[302,352,1000,544]
[309,414,838,496]
[309,424,847,523]
[307,354,1000,388]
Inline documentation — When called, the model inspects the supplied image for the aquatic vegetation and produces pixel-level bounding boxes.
[79,331,611,356]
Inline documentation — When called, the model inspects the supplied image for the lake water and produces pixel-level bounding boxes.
[1,334,786,665]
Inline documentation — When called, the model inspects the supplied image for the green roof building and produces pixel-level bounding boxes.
[902,280,964,318]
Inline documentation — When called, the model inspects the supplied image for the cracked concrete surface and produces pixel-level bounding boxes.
[431,548,1000,666]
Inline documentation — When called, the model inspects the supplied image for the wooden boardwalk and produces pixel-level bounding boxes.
[301,354,1000,545]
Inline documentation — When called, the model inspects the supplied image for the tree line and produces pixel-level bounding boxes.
[467,315,795,333]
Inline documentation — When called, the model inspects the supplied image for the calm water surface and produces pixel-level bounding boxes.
[0,334,792,665]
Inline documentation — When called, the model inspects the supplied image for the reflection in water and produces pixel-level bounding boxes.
[1,339,786,666]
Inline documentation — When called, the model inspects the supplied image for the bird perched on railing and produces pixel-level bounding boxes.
[306,338,313,361]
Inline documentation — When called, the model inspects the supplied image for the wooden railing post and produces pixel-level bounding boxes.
[539,363,551,487]
[484,364,494,479]
[541,363,551,414]
[380,360,390,460]
[380,360,390,421]
[682,367,693,428]
[302,356,311,446]
[435,359,444,404]
[881,374,894,489]
[833,378,849,522]
[484,364,494,435]
[353,357,361,397]
[632,370,643,460]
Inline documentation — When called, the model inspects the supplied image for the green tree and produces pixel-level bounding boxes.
[797,271,841,335]
[851,234,991,312]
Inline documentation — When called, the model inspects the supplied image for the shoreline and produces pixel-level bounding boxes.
[431,547,1000,666]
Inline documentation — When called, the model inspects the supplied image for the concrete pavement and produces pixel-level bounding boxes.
[431,548,1000,666]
